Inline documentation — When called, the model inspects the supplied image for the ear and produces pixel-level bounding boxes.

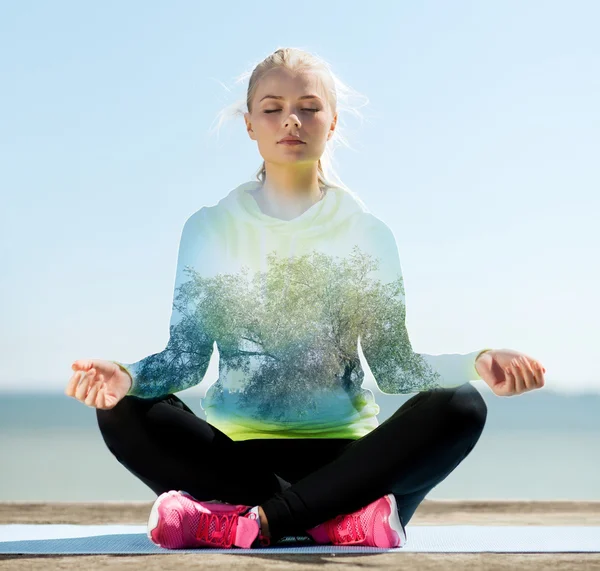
[244,112,255,141]
[327,113,338,140]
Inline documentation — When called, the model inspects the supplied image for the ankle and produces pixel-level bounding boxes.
[258,506,270,538]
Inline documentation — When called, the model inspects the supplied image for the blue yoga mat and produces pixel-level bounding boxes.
[1,525,600,553]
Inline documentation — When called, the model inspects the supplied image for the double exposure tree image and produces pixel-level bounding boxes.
[134,246,441,421]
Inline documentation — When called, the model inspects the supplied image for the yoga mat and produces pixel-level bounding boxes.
[1,525,600,553]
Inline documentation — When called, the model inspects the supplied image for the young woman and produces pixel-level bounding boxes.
[65,47,546,550]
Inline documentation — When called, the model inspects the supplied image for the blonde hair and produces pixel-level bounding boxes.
[209,46,371,209]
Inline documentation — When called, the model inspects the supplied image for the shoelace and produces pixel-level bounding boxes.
[195,512,238,547]
[329,512,366,544]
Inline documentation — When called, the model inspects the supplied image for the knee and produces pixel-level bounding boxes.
[445,383,487,436]
[96,395,143,444]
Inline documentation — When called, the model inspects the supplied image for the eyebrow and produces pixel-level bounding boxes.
[259,94,322,103]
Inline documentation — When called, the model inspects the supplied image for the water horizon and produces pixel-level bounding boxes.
[2,387,599,502]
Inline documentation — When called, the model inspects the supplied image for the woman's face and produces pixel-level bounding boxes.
[245,68,337,169]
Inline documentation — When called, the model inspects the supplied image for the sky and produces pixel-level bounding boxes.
[1,0,598,394]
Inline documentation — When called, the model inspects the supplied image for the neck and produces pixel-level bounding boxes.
[256,164,324,220]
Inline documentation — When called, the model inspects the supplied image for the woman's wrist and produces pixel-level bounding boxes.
[474,348,492,377]
[112,361,133,392]
[475,348,492,362]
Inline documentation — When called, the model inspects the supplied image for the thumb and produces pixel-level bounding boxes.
[475,350,494,373]
[72,360,94,371]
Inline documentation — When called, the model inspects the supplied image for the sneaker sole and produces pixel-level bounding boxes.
[385,494,407,547]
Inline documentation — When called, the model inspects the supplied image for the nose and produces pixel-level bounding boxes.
[284,114,300,128]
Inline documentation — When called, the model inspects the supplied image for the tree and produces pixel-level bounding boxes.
[134,245,441,421]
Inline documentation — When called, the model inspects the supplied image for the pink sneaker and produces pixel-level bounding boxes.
[306,493,406,548]
[147,490,271,549]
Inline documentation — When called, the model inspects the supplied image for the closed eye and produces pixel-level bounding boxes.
[264,109,319,113]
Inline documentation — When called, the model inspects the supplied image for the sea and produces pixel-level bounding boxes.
[1,383,599,502]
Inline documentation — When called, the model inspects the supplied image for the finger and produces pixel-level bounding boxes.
[65,370,85,397]
[67,360,94,396]
[84,377,102,408]
[99,385,116,410]
[519,356,536,391]
[512,360,525,394]
[71,369,90,398]
[508,364,520,396]
[75,368,94,401]
[95,384,108,409]
[533,361,545,387]
[501,365,516,397]
[98,384,116,410]
[71,360,92,372]
[523,357,546,386]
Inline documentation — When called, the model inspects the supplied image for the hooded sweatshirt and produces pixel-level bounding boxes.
[114,180,486,441]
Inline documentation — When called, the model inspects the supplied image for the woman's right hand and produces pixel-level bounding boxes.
[65,359,132,410]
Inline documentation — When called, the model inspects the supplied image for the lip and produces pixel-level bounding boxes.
[278,136,305,143]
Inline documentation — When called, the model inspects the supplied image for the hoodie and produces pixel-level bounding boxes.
[113,180,486,440]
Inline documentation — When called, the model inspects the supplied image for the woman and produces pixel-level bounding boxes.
[65,47,545,550]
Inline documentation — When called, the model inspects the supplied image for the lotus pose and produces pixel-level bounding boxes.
[66,47,545,550]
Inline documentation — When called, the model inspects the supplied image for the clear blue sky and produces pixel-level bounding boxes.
[1,0,598,393]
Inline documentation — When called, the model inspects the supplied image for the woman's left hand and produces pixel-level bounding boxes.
[475,348,546,397]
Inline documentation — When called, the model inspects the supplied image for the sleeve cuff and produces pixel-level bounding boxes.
[473,348,493,380]
[111,361,136,395]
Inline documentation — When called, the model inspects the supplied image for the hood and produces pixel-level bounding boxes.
[216,180,368,239]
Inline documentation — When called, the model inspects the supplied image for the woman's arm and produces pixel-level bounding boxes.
[112,209,216,399]
[357,217,489,394]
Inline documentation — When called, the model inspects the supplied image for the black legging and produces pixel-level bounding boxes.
[96,382,487,543]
